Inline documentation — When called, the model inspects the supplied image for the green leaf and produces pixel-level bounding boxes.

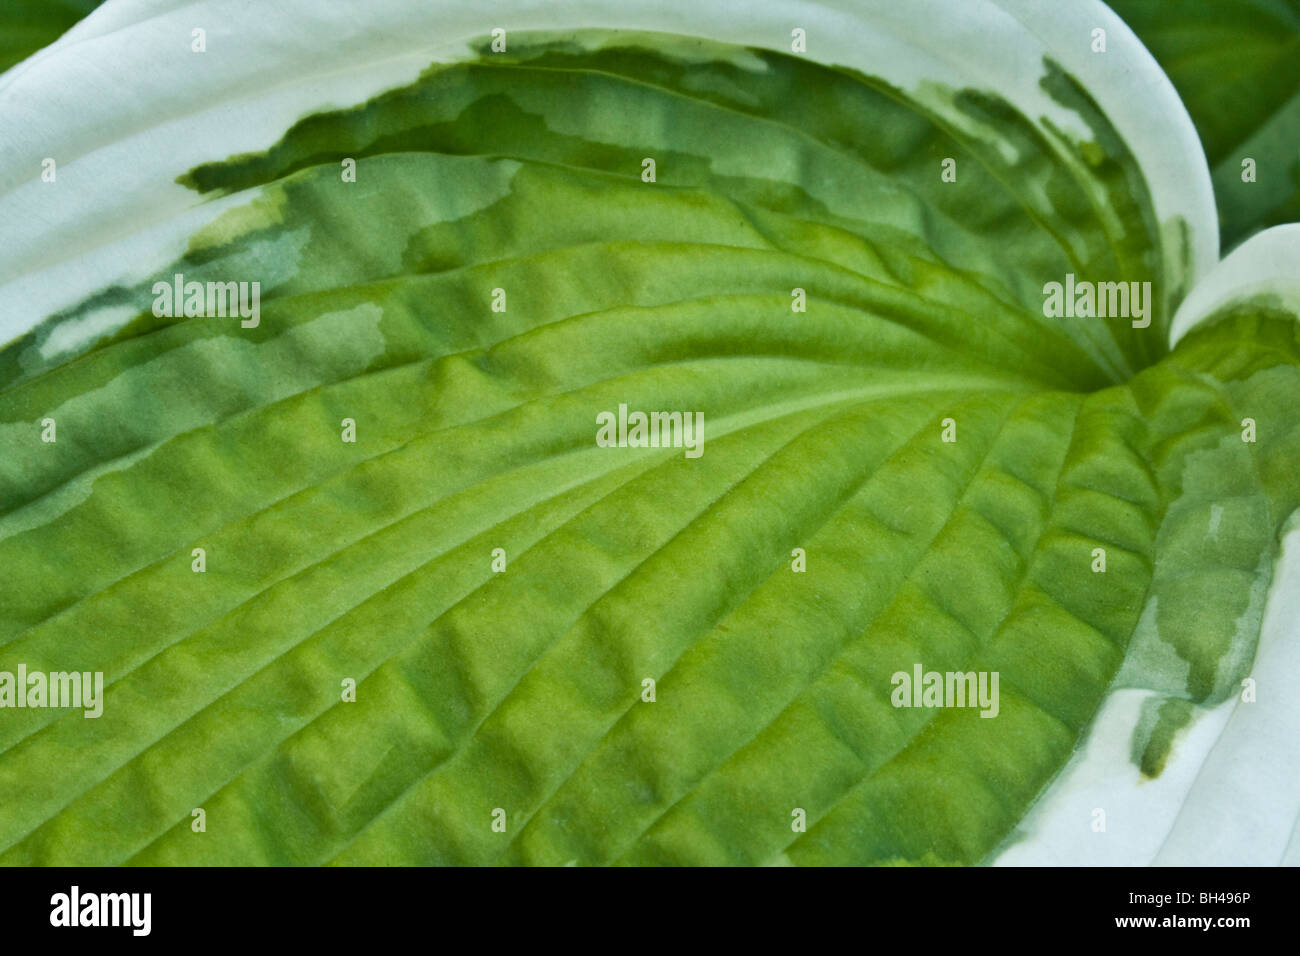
[0,4,1297,866]
[0,0,104,74]
[1107,0,1300,248]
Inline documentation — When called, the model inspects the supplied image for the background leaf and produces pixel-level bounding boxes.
[1107,0,1300,248]
[0,0,104,74]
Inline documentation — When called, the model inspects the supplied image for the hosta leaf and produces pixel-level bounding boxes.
[0,0,1296,866]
